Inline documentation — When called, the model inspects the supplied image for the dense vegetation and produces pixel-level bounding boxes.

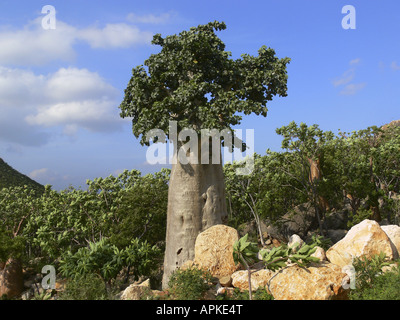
[0,169,169,299]
[225,121,400,234]
[0,120,399,299]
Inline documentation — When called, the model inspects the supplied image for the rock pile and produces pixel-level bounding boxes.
[136,220,399,300]
[191,225,350,300]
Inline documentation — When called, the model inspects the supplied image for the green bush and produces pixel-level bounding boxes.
[348,253,395,300]
[347,209,372,228]
[168,267,213,300]
[350,265,400,300]
[307,234,332,251]
[0,227,25,261]
[59,238,161,290]
[57,273,111,300]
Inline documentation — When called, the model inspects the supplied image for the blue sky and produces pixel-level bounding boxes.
[0,0,399,190]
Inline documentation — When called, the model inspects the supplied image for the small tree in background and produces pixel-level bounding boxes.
[273,122,334,235]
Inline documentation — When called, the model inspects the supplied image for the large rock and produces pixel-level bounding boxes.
[238,220,269,239]
[382,119,400,131]
[231,269,275,291]
[326,219,395,267]
[266,203,319,242]
[325,229,347,244]
[193,224,240,279]
[381,225,400,259]
[322,207,349,230]
[120,279,151,300]
[267,263,348,300]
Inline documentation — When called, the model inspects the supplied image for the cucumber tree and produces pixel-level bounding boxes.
[119,21,290,288]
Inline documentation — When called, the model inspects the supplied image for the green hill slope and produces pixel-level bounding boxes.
[0,158,44,195]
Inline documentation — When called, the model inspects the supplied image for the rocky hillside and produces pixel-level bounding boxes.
[382,119,400,130]
[0,158,44,195]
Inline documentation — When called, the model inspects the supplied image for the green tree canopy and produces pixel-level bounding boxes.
[119,21,290,146]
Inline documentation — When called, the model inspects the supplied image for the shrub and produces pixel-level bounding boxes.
[307,234,332,251]
[168,267,213,300]
[349,264,400,300]
[347,208,372,228]
[0,227,25,261]
[57,273,110,300]
[59,238,161,291]
[348,253,393,300]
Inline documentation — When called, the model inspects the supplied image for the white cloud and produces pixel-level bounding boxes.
[0,66,48,106]
[333,58,365,95]
[0,19,77,66]
[77,23,152,49]
[29,168,51,180]
[0,66,50,146]
[26,98,121,132]
[0,66,124,146]
[349,58,361,65]
[332,68,355,87]
[340,83,366,96]
[29,168,69,184]
[0,18,153,66]
[45,67,119,103]
[27,67,122,133]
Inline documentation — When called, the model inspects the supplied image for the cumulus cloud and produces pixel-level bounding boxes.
[44,67,119,103]
[0,67,46,106]
[0,67,50,146]
[78,23,152,49]
[0,14,166,146]
[26,98,121,132]
[0,19,77,66]
[0,18,153,66]
[0,66,123,146]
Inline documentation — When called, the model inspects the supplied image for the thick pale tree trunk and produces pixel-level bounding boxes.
[161,141,228,289]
